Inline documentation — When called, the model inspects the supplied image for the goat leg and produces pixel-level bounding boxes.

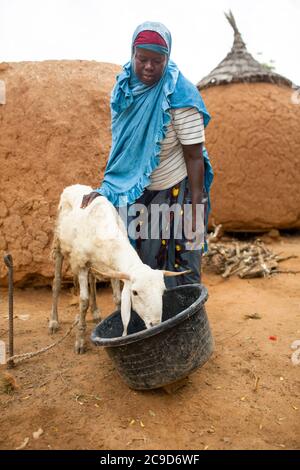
[75,269,89,354]
[88,271,101,322]
[49,243,64,334]
[111,279,121,309]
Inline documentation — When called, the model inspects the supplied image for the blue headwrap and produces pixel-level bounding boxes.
[96,21,214,214]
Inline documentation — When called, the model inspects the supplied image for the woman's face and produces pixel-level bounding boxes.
[134,48,167,86]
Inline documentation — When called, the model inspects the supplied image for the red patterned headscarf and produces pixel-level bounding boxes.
[133,30,168,55]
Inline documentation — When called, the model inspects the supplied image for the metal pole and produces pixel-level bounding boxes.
[4,254,14,368]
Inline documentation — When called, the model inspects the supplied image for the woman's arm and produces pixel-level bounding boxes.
[182,142,204,233]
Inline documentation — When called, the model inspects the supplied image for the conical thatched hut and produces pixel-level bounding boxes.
[199,11,300,231]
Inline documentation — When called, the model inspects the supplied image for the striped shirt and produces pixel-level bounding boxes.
[147,107,205,190]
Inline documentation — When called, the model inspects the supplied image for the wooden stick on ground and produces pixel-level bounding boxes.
[203,228,298,279]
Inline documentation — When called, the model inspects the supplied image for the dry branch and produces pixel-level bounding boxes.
[203,226,298,279]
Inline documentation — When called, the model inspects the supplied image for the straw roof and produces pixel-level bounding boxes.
[197,11,293,90]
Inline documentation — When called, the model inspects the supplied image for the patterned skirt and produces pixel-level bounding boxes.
[126,177,208,289]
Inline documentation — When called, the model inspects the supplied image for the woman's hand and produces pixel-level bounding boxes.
[182,143,204,232]
[80,191,101,209]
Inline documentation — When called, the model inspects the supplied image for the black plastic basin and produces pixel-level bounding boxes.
[91,284,214,390]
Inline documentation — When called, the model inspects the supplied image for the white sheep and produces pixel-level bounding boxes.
[49,184,187,353]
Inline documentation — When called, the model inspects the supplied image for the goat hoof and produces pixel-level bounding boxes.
[92,309,101,323]
[75,340,86,354]
[49,320,59,334]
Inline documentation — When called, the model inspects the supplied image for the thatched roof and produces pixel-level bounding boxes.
[197,11,293,90]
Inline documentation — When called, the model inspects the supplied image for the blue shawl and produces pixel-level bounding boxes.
[96,22,214,213]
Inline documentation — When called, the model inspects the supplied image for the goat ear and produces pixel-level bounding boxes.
[162,269,192,277]
[91,267,131,281]
[121,281,132,336]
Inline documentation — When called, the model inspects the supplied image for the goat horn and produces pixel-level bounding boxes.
[91,267,131,281]
[162,269,192,277]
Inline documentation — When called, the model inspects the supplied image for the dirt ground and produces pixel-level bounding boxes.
[0,234,299,451]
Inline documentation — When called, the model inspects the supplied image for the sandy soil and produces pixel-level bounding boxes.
[0,234,299,451]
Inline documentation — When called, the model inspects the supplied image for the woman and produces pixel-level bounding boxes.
[81,21,213,288]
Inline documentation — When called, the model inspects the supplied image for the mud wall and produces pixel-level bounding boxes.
[201,82,300,231]
[0,60,120,285]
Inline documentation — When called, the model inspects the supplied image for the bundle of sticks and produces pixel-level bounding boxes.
[203,226,298,279]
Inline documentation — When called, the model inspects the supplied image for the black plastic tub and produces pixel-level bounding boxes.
[91,284,214,390]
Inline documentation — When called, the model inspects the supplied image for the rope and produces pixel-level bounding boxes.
[7,319,79,365]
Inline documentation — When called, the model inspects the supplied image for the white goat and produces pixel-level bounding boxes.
[49,184,187,353]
